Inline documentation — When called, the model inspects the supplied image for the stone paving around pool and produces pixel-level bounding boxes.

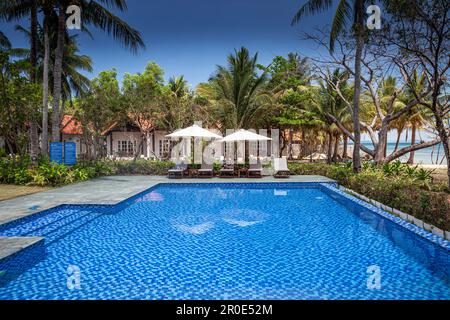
[0,175,335,261]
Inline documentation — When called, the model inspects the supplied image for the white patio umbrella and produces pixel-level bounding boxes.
[166,124,222,163]
[220,129,272,163]
[166,124,222,139]
[220,129,271,142]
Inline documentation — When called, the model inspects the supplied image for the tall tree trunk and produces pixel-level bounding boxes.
[374,120,389,164]
[300,128,306,157]
[327,131,333,164]
[332,134,339,162]
[51,5,66,142]
[29,3,39,162]
[407,123,416,164]
[288,129,293,160]
[352,0,364,173]
[41,16,50,156]
[342,135,348,158]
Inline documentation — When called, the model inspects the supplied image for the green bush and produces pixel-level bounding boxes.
[288,162,449,230]
[110,159,174,175]
[0,156,115,187]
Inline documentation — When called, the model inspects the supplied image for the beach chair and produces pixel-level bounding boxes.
[247,162,262,178]
[168,163,188,179]
[273,157,290,178]
[198,163,214,178]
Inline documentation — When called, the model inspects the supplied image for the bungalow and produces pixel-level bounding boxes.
[61,115,86,156]
[102,120,171,159]
[60,115,173,160]
[60,117,281,161]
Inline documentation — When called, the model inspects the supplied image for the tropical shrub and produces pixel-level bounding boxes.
[110,159,174,175]
[288,162,449,230]
[0,156,114,187]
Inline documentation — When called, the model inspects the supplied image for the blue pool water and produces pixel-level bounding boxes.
[0,183,449,300]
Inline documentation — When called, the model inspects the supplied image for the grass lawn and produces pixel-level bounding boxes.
[0,184,51,202]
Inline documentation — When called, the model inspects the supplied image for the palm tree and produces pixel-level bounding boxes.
[0,0,40,160]
[292,0,368,172]
[51,0,145,142]
[168,76,189,98]
[14,23,93,153]
[402,71,430,164]
[1,0,145,144]
[197,47,269,129]
[315,69,353,162]
[15,25,93,96]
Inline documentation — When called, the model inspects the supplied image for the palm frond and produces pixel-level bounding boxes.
[329,0,351,52]
[0,0,33,21]
[0,30,11,49]
[291,0,334,25]
[82,0,145,53]
[94,0,128,11]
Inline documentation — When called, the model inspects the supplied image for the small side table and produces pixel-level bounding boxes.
[188,169,199,178]
[238,168,248,178]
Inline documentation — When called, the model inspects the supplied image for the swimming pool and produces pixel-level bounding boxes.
[0,182,449,300]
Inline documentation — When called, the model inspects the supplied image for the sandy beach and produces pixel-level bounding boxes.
[418,164,448,184]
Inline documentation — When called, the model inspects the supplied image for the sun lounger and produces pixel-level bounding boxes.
[273,157,290,178]
[219,164,235,178]
[168,163,188,179]
[247,163,262,178]
[198,163,214,178]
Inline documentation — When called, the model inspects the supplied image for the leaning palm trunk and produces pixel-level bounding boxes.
[393,127,403,153]
[51,5,66,142]
[41,17,50,155]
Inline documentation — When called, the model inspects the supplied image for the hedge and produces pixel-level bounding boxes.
[288,162,450,230]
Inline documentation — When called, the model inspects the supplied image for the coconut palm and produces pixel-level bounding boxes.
[402,71,431,164]
[314,69,353,162]
[0,0,41,159]
[168,76,189,98]
[292,0,369,172]
[1,0,144,149]
[197,47,269,129]
[50,0,145,142]
[15,25,93,98]
[14,23,93,155]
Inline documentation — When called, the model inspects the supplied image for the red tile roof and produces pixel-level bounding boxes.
[60,115,83,135]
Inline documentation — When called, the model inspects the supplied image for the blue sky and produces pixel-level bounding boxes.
[1,0,429,142]
[1,0,333,87]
